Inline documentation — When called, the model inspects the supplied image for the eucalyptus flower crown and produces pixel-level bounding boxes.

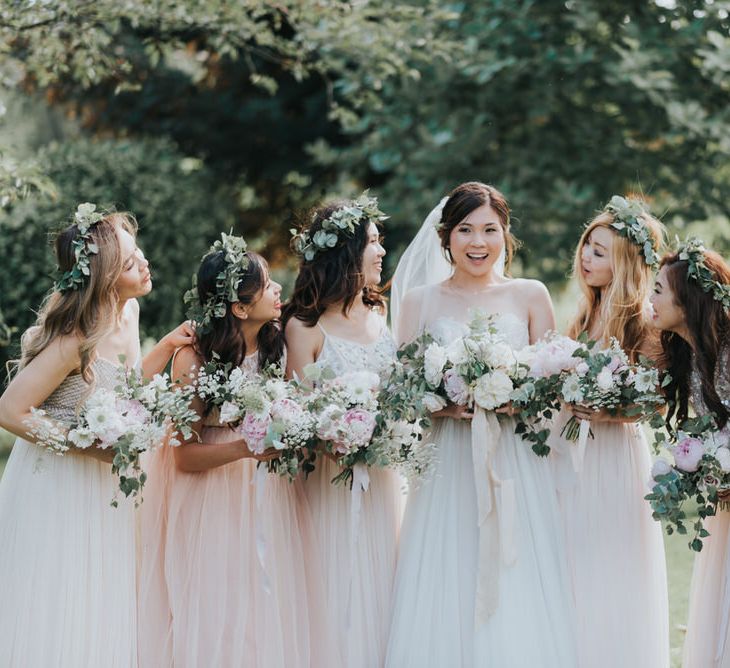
[291,191,388,262]
[603,195,660,268]
[184,232,250,334]
[676,237,730,310]
[55,202,105,293]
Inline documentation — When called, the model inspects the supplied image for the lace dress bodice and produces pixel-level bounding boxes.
[316,317,397,380]
[38,358,122,425]
[426,312,530,350]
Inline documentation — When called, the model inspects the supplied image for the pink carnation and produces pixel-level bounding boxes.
[673,437,705,473]
[444,369,470,405]
[238,412,272,454]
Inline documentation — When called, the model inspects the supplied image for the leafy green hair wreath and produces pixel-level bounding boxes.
[291,191,388,262]
[55,202,105,293]
[183,232,250,334]
[676,237,730,310]
[603,195,660,269]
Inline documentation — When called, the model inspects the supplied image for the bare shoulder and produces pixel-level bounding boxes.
[171,344,202,384]
[508,277,550,300]
[284,316,322,344]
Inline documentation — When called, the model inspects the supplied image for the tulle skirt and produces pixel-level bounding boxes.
[551,414,669,668]
[386,416,578,667]
[682,511,730,667]
[0,439,137,667]
[303,456,403,668]
[138,426,329,668]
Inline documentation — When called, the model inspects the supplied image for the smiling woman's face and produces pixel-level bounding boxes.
[448,203,505,279]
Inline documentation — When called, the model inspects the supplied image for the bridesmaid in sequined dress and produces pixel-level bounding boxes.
[650,244,730,668]
[0,208,189,667]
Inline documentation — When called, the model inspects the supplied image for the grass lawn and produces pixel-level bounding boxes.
[0,429,700,663]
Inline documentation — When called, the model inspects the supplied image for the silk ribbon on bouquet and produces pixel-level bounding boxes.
[346,463,370,629]
[570,418,592,473]
[471,407,517,623]
[253,465,272,596]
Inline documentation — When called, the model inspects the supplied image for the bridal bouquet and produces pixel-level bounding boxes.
[28,365,197,504]
[558,337,666,442]
[195,360,318,479]
[646,415,730,551]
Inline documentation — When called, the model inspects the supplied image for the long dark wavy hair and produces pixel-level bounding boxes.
[282,200,385,328]
[659,249,730,430]
[193,250,284,370]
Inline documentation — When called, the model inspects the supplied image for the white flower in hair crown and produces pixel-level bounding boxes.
[183,232,250,334]
[291,191,388,262]
[55,202,105,293]
[677,236,730,310]
[603,195,660,268]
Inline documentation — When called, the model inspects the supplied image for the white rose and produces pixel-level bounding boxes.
[422,392,447,413]
[575,361,589,376]
[715,447,730,473]
[651,457,674,480]
[423,343,448,387]
[480,341,515,370]
[473,370,513,410]
[218,400,241,424]
[595,367,614,392]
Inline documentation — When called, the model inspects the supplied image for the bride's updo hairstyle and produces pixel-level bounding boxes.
[282,200,386,328]
[437,181,518,274]
[658,249,730,429]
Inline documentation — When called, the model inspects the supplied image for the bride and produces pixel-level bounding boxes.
[385,181,577,667]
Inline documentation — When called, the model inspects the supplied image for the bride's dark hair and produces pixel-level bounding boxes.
[282,200,385,328]
[659,249,730,430]
[193,250,284,370]
[437,181,519,273]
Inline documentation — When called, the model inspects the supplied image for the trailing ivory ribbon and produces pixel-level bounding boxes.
[471,407,517,623]
[253,465,272,596]
[570,419,592,473]
[346,463,370,629]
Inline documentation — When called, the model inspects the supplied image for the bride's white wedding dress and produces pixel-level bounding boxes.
[385,289,577,667]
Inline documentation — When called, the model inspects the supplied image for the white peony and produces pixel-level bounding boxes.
[715,447,730,473]
[423,343,448,387]
[218,400,241,424]
[595,367,614,392]
[473,370,513,410]
[651,457,674,480]
[561,374,584,403]
[422,392,447,413]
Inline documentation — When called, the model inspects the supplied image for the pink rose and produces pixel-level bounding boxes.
[444,369,470,405]
[673,437,705,473]
[238,412,272,454]
[529,338,582,377]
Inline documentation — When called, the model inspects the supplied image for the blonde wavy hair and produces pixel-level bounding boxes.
[568,210,665,363]
[18,212,138,383]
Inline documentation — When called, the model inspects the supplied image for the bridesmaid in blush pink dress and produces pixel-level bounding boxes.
[284,195,402,668]
[138,237,329,668]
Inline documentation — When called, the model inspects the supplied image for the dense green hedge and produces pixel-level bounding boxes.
[0,136,234,369]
